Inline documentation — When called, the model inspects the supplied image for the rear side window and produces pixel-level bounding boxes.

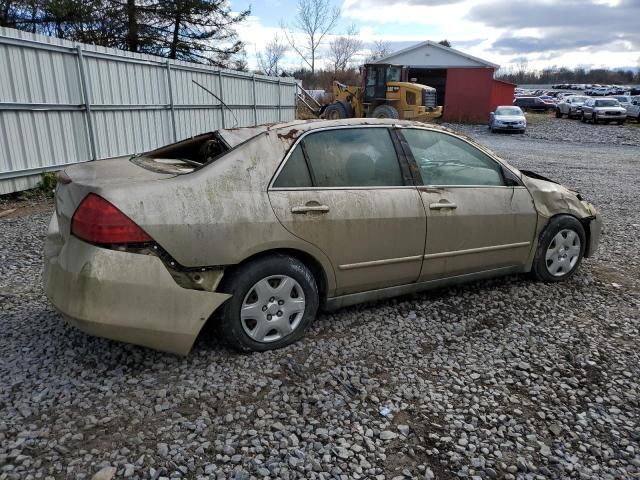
[272,128,404,188]
[273,146,312,188]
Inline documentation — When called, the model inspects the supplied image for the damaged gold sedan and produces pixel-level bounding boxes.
[44,119,602,354]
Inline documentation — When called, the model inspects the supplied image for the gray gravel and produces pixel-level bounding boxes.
[1,125,639,480]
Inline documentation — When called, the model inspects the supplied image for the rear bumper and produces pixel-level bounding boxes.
[44,215,230,355]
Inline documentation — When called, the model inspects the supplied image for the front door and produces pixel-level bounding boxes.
[397,127,538,281]
[268,126,426,295]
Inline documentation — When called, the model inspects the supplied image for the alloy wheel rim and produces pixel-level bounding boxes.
[240,275,306,343]
[545,229,581,277]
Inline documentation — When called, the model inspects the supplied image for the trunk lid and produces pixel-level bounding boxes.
[55,156,176,241]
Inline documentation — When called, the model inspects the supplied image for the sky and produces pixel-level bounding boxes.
[230,0,640,73]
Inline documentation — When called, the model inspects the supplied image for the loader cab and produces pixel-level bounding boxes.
[363,64,403,101]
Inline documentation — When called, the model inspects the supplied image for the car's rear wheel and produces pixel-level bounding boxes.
[218,255,319,351]
[532,215,586,283]
[581,113,586,123]
[555,108,562,118]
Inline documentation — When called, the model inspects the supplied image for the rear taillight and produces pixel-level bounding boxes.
[71,193,152,245]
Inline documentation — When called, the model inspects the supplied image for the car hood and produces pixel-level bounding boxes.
[495,115,525,121]
[518,170,598,219]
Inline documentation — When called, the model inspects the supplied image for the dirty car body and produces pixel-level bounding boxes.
[44,119,602,354]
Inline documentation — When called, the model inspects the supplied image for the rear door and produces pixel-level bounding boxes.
[268,126,426,296]
[397,127,538,281]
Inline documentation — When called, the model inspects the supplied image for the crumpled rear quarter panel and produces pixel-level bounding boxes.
[44,232,230,355]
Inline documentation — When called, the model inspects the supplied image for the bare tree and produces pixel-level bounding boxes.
[328,24,363,72]
[366,39,391,62]
[281,0,340,75]
[256,34,288,76]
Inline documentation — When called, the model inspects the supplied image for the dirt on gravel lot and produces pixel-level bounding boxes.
[1,117,639,480]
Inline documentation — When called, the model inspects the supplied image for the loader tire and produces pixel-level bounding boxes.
[323,102,348,120]
[371,104,400,119]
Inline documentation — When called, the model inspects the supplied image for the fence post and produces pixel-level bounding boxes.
[277,79,281,122]
[217,70,226,129]
[252,75,258,126]
[166,61,177,141]
[76,45,97,161]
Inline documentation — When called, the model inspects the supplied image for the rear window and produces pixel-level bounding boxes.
[131,132,231,174]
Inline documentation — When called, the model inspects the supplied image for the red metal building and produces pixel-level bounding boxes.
[375,41,515,123]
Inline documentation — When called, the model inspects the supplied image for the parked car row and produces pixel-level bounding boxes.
[555,95,640,124]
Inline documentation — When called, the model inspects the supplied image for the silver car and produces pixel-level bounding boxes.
[555,95,588,119]
[489,106,526,133]
[613,95,632,110]
[580,98,626,124]
[626,96,640,121]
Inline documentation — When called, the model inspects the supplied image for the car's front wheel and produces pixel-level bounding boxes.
[532,215,586,282]
[218,255,319,351]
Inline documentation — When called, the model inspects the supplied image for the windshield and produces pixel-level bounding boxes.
[595,99,620,107]
[387,66,402,82]
[570,96,587,102]
[495,107,523,115]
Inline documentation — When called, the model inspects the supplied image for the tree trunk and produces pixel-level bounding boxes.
[126,0,138,52]
[169,9,181,59]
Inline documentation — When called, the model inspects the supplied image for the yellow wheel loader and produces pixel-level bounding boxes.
[297,64,443,122]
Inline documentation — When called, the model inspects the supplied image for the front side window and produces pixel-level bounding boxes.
[400,129,505,186]
[272,128,404,188]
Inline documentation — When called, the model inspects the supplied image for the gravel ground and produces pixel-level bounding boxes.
[1,124,639,480]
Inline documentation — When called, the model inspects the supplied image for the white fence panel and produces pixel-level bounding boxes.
[0,27,297,194]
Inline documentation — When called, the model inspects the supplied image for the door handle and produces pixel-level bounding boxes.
[429,201,457,210]
[291,205,330,214]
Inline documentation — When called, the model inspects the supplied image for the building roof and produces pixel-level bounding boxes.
[374,40,500,69]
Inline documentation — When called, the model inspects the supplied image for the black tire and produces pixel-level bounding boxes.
[371,104,399,119]
[323,102,347,120]
[592,112,598,124]
[617,120,624,125]
[532,215,586,283]
[217,255,319,352]
[580,113,586,123]
[555,108,562,118]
